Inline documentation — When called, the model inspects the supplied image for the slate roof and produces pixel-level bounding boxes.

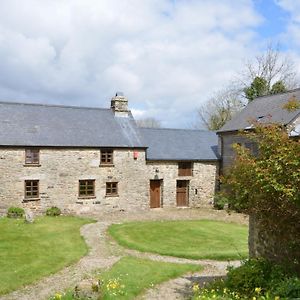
[218,88,300,133]
[0,101,145,148]
[140,128,219,161]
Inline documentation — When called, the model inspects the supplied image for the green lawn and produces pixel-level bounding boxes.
[54,256,202,300]
[109,220,248,260]
[99,256,201,299]
[0,216,94,295]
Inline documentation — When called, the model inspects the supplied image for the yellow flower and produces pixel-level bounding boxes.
[54,294,62,300]
[274,297,280,300]
[255,287,262,294]
[193,284,200,292]
[252,297,256,300]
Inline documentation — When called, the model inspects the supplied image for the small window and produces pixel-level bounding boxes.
[24,180,39,199]
[244,142,259,156]
[178,162,193,176]
[106,182,118,196]
[100,149,113,165]
[79,180,95,198]
[25,149,40,165]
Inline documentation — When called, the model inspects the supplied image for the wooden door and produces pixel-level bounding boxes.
[176,180,189,207]
[150,180,161,208]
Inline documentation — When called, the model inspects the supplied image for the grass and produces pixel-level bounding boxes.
[99,256,201,299]
[0,216,94,295]
[108,220,248,260]
[53,256,202,300]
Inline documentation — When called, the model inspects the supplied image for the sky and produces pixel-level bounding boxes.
[0,0,300,128]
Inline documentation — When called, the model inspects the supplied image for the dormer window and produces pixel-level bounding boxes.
[25,149,40,165]
[100,149,113,165]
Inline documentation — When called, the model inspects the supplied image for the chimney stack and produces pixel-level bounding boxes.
[111,92,129,117]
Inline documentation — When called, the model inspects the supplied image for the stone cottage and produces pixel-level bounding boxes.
[0,93,219,214]
[217,88,300,175]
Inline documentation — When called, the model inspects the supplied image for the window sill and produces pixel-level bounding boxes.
[23,198,40,202]
[99,164,114,167]
[78,196,96,199]
[23,164,41,167]
[105,194,119,198]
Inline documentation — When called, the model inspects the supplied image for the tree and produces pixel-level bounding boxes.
[221,123,300,273]
[244,77,288,101]
[270,80,287,95]
[197,44,296,130]
[197,43,297,129]
[197,88,244,130]
[136,117,161,128]
[242,43,295,101]
[244,77,268,101]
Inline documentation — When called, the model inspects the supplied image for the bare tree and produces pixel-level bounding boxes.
[197,43,298,129]
[136,117,161,128]
[240,43,297,92]
[197,88,244,131]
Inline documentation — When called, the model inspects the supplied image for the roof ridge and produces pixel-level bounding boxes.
[0,100,110,111]
[140,127,212,132]
[253,87,300,101]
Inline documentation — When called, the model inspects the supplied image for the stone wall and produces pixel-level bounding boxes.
[0,148,148,214]
[146,161,218,207]
[0,148,217,214]
[249,213,300,275]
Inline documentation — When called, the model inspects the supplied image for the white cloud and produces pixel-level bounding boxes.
[0,0,263,127]
[273,1,300,85]
[275,1,300,46]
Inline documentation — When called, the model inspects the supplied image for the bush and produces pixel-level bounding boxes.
[7,207,25,218]
[46,206,61,217]
[192,258,299,299]
[213,194,228,210]
[273,277,300,299]
[225,258,285,295]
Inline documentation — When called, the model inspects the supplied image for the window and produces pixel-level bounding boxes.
[79,180,95,198]
[24,180,39,199]
[244,142,259,156]
[100,149,113,165]
[106,182,118,196]
[25,149,39,165]
[178,162,193,176]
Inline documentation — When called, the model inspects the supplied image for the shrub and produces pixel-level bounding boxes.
[213,194,228,210]
[225,258,285,295]
[273,277,300,299]
[46,206,61,217]
[7,207,25,218]
[222,124,300,273]
[192,258,298,299]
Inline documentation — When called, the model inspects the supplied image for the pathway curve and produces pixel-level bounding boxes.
[0,221,122,300]
[0,208,248,300]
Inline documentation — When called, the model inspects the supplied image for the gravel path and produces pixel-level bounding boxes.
[0,221,122,300]
[136,257,240,300]
[0,208,247,300]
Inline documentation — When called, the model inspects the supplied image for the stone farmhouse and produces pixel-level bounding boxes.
[217,88,300,175]
[0,93,219,214]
